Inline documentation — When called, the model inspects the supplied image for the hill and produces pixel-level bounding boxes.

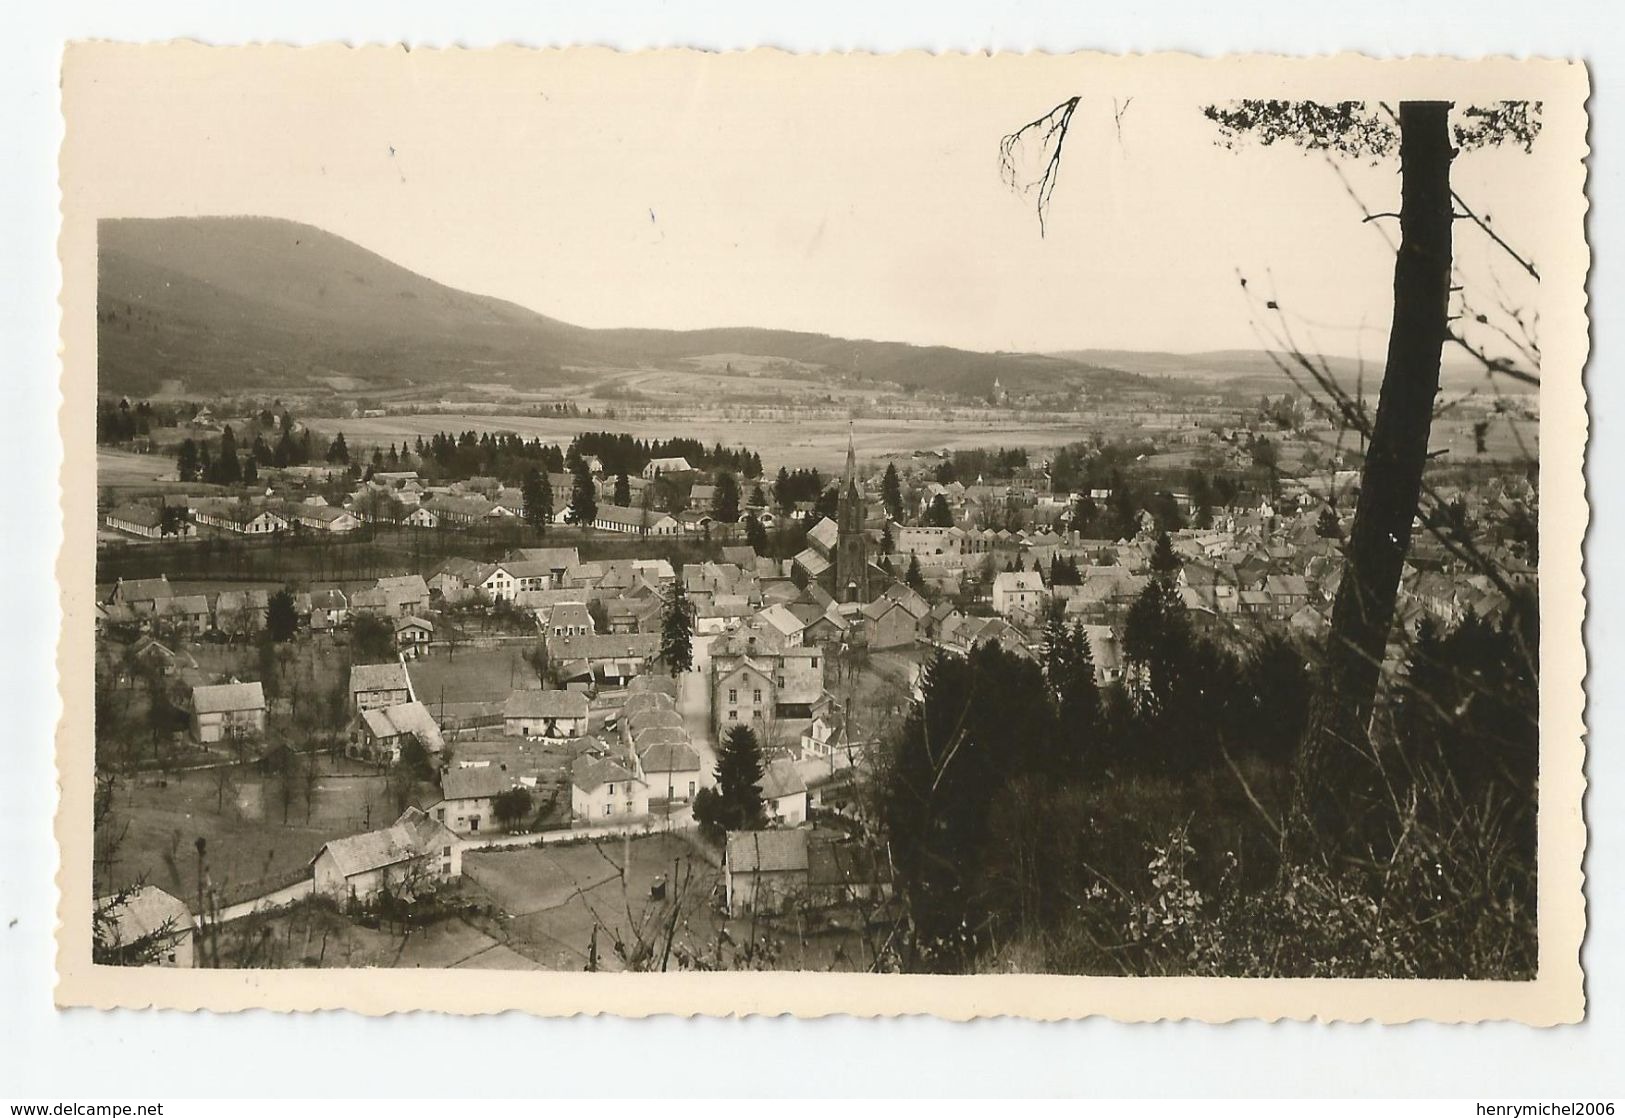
[97,216,1137,399]
[1052,348,1498,396]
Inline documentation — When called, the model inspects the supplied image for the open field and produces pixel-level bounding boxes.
[215,894,546,970]
[98,447,177,487]
[303,411,1134,474]
[407,646,543,707]
[460,832,881,972]
[462,834,720,970]
[97,761,411,900]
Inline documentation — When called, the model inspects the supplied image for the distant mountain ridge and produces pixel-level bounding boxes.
[1052,347,1496,395]
[97,216,1139,398]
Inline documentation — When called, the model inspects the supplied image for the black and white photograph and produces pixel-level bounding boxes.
[54,44,1588,1021]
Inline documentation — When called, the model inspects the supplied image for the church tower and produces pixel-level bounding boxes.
[836,423,871,603]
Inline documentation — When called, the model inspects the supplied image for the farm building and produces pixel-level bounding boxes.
[504,689,590,739]
[724,829,810,915]
[310,807,461,904]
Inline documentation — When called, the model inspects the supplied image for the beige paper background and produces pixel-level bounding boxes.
[55,43,1591,1021]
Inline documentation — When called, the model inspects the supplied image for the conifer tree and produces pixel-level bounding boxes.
[715,471,740,524]
[881,462,904,521]
[566,457,598,526]
[660,579,695,676]
[522,467,551,534]
[713,723,767,831]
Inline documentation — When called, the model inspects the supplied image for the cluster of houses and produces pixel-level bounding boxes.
[98,572,439,648]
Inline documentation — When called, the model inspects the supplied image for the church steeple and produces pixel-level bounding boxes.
[836,420,870,603]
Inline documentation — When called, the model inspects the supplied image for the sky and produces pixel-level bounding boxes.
[63,47,1570,358]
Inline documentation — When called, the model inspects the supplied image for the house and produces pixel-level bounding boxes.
[377,575,431,617]
[427,557,484,601]
[860,595,921,650]
[352,700,445,765]
[431,764,519,835]
[190,681,267,743]
[688,483,719,512]
[754,603,806,647]
[714,658,776,734]
[503,689,590,738]
[128,634,188,677]
[213,589,271,637]
[639,739,703,803]
[394,615,435,658]
[400,506,438,529]
[309,588,349,631]
[543,601,596,639]
[152,593,211,637]
[642,456,695,480]
[570,755,649,822]
[107,575,174,614]
[992,570,1047,617]
[762,759,810,825]
[349,661,414,712]
[545,632,662,687]
[94,885,194,967]
[724,829,810,914]
[507,546,581,584]
[310,807,461,903]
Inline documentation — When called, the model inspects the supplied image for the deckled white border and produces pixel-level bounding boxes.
[52,43,1590,1023]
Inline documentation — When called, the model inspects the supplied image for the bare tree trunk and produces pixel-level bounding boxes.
[1292,101,1454,853]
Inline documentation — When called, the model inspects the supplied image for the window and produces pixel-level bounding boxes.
[608,783,615,795]
[604,804,613,817]
[753,689,762,703]
[811,658,819,668]
[469,817,480,832]
[442,845,452,856]
[688,780,696,797]
[728,688,737,703]
[728,710,737,722]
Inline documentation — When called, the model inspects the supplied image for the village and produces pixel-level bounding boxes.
[89,386,1540,971]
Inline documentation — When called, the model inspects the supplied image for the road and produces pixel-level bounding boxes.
[677,669,718,790]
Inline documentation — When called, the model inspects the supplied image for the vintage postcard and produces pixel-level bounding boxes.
[56,44,1589,1021]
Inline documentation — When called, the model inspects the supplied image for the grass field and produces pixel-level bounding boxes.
[461,834,718,970]
[97,762,411,900]
[407,646,543,707]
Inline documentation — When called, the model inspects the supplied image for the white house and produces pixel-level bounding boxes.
[992,570,1048,618]
[762,759,810,825]
[570,755,649,822]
